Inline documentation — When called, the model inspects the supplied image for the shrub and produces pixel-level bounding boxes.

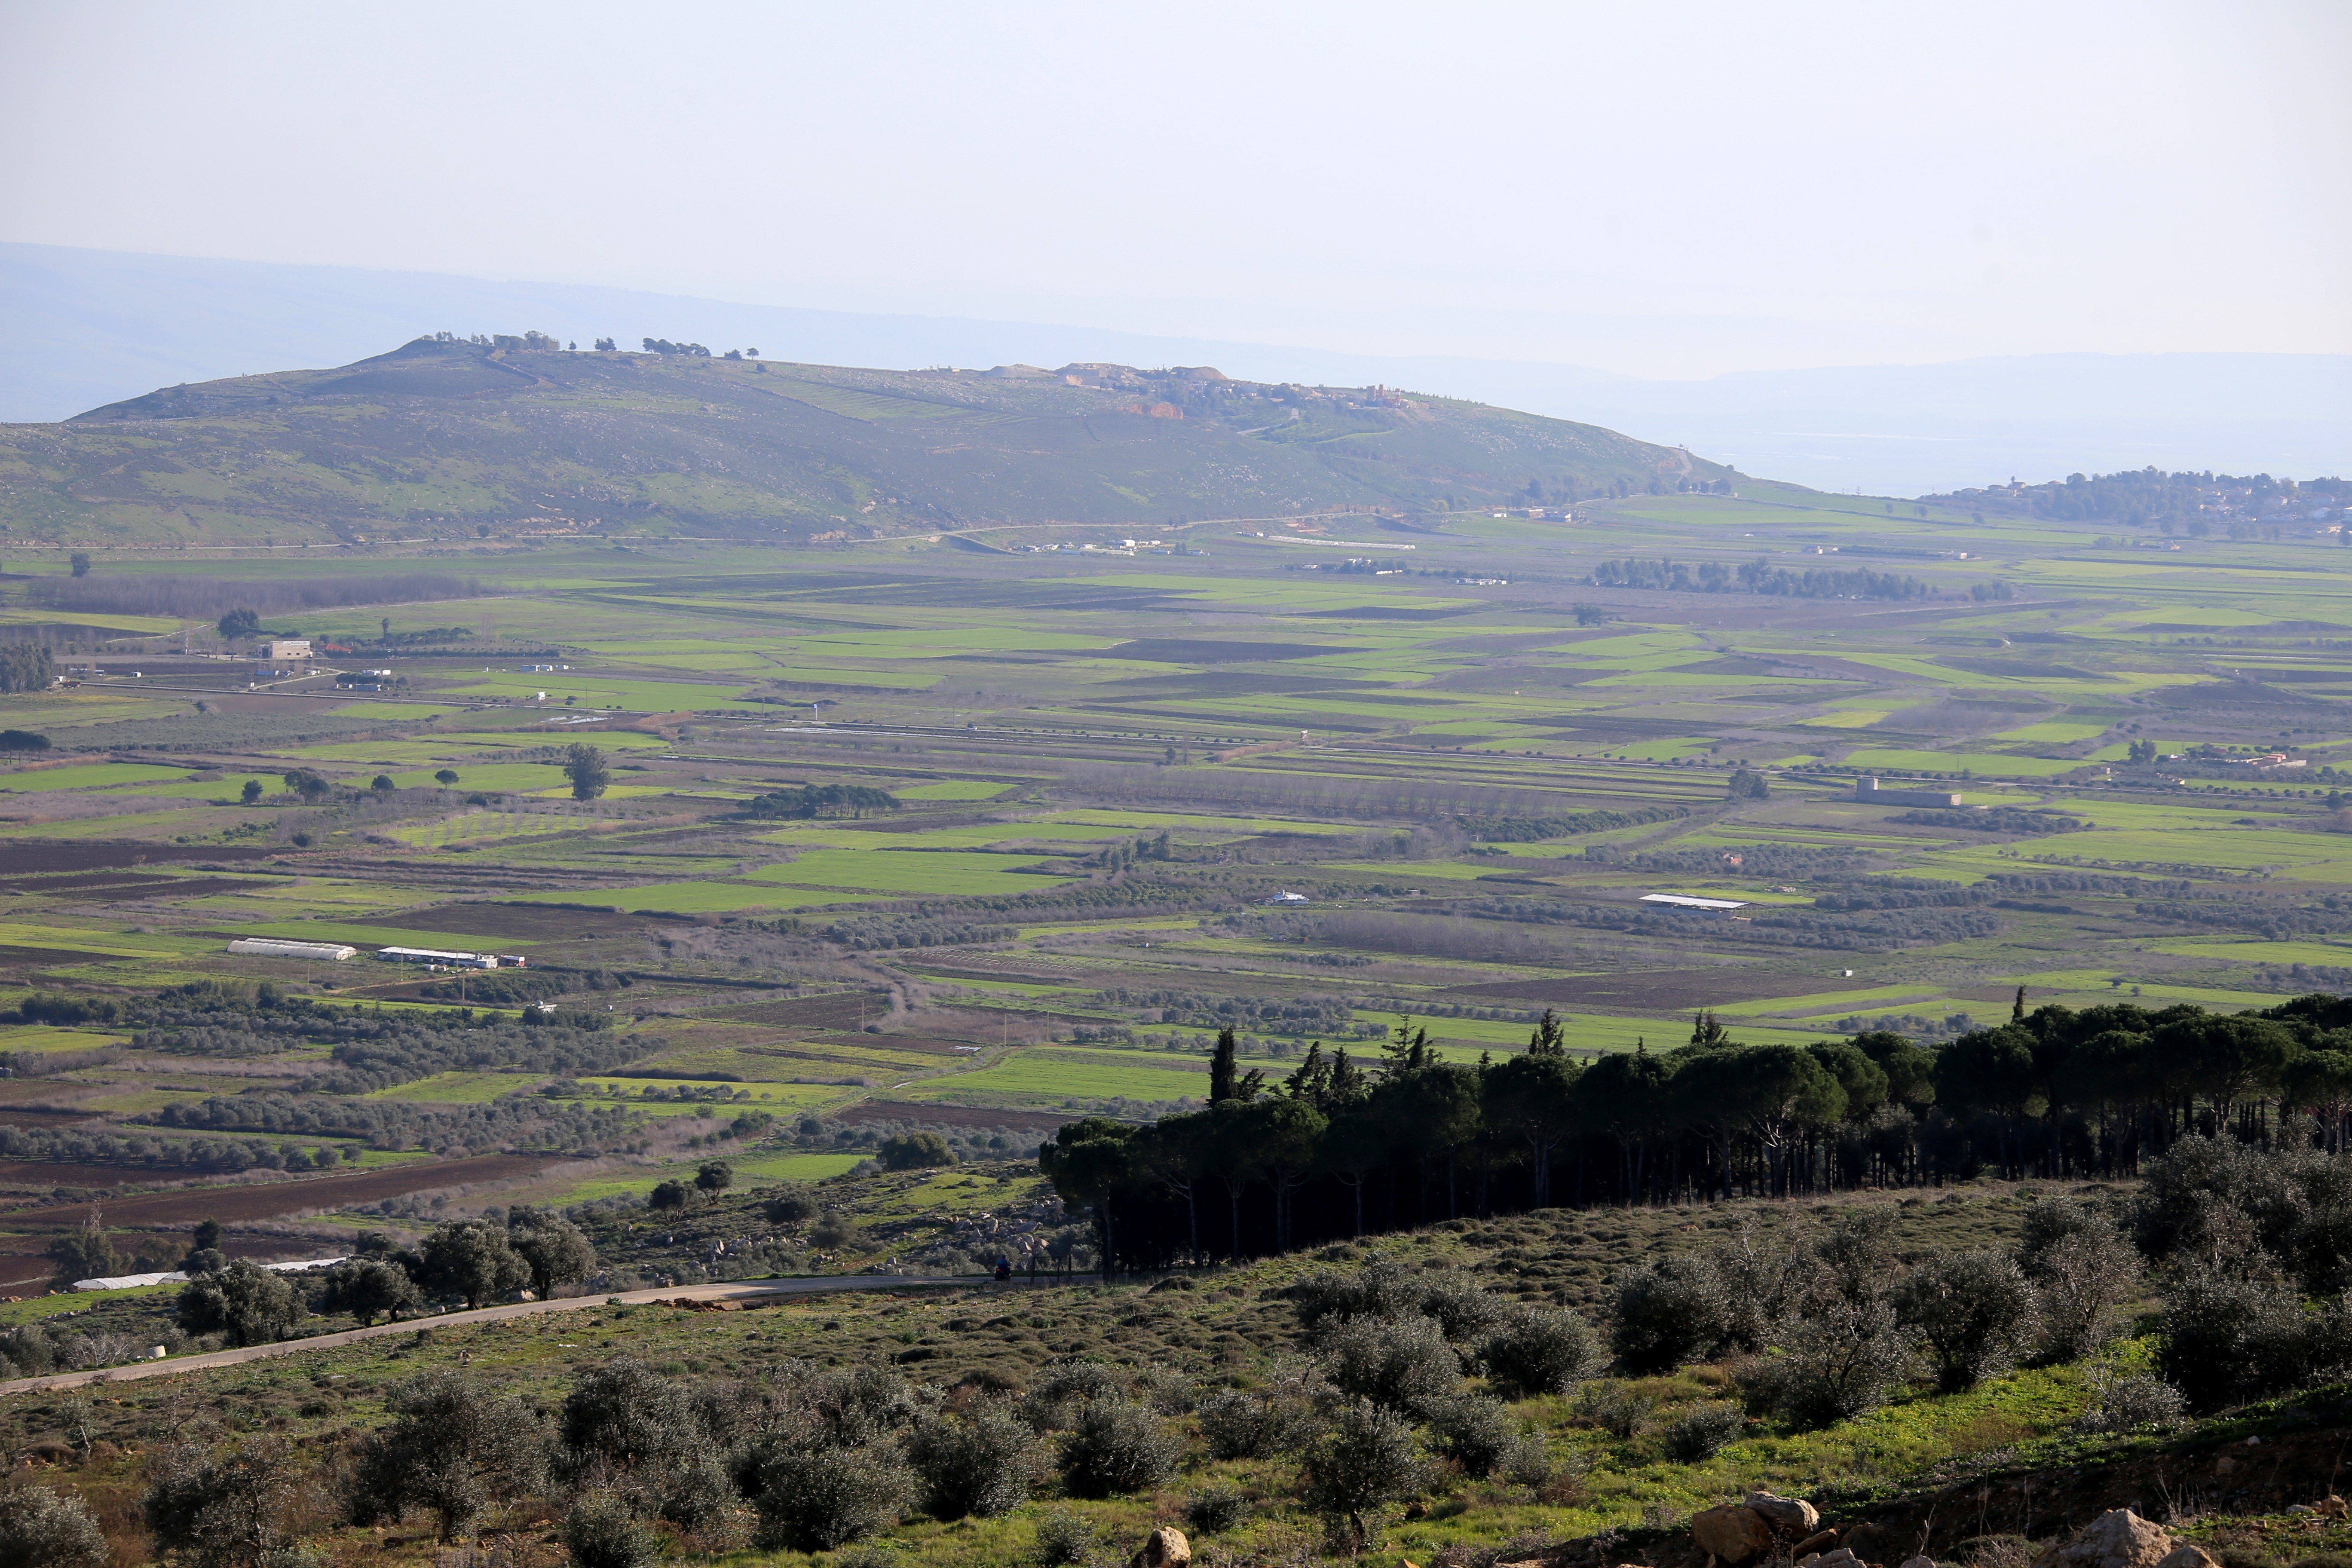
[2073,1367,2187,1433]
[0,1485,108,1568]
[349,1369,548,1542]
[1287,1256,1429,1330]
[1020,1359,1128,1430]
[1896,1250,2039,1392]
[1422,1395,1547,1480]
[144,1439,304,1568]
[1056,1401,1180,1499]
[2025,1213,2143,1363]
[1481,1306,1605,1397]
[1660,1403,1746,1462]
[879,1131,955,1170]
[907,1410,1038,1520]
[2159,1276,2310,1412]
[563,1495,657,1568]
[1573,1380,1655,1439]
[1196,1373,1317,1460]
[1318,1312,1461,1412]
[1032,1509,1099,1568]
[763,1185,818,1226]
[1419,1274,1510,1340]
[749,1447,911,1552]
[1741,1298,1914,1429]
[1609,1256,1724,1374]
[1183,1484,1251,1537]
[1299,1398,1430,1556]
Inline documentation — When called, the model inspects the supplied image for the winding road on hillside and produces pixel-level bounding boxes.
[0,1273,1024,1395]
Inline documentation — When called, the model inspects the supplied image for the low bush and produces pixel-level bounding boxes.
[1056,1401,1180,1499]
[1480,1306,1605,1397]
[1609,1256,1724,1374]
[1197,1375,1317,1460]
[1573,1381,1655,1439]
[1317,1312,1461,1412]
[1182,1483,1252,1537]
[0,1485,108,1568]
[2073,1366,2187,1433]
[749,1448,911,1552]
[1422,1395,1547,1481]
[1660,1403,1746,1462]
[562,1495,657,1568]
[906,1410,1037,1520]
[1020,1359,1128,1430]
[1032,1510,1099,1568]
[1741,1298,1914,1429]
[1896,1249,2039,1391]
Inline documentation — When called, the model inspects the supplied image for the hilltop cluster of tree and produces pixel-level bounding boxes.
[1589,557,1931,601]
[0,644,55,693]
[642,338,713,356]
[743,784,901,819]
[1040,993,2352,1272]
[1930,468,2350,534]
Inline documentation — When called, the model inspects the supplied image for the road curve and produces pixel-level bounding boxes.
[0,1274,1011,1396]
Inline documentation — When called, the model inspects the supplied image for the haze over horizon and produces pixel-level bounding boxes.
[3,2,2346,374]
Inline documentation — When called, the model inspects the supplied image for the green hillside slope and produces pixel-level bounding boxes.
[0,338,1724,545]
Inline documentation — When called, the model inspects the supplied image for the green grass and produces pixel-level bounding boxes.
[744,848,1078,897]
[362,1071,541,1103]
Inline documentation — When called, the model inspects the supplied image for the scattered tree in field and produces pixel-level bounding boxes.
[176,1260,304,1346]
[877,1133,952,1170]
[351,1369,549,1541]
[0,647,56,694]
[509,1205,597,1297]
[563,743,610,801]
[414,1218,532,1309]
[68,554,91,578]
[318,1258,422,1326]
[240,779,263,804]
[217,608,261,641]
[143,1438,304,1568]
[45,1221,117,1289]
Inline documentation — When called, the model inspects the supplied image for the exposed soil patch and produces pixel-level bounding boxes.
[1437,969,1841,1008]
[0,1154,571,1231]
[0,843,285,875]
[0,945,138,968]
[707,991,893,1030]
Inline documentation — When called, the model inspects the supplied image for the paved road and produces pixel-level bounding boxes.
[0,1275,1011,1396]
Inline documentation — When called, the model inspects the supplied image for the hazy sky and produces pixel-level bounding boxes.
[3,0,2346,379]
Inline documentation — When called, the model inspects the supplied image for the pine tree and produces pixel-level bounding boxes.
[1210,1028,1240,1103]
[1528,1008,1566,1056]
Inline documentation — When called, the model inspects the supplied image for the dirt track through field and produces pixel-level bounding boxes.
[0,1274,1026,1395]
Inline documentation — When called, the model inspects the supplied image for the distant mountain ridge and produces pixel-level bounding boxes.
[3,335,1724,545]
[6,244,2345,494]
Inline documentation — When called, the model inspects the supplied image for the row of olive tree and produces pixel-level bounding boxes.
[176,1207,597,1347]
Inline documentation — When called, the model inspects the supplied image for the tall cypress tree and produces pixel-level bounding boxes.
[1210,1027,1239,1103]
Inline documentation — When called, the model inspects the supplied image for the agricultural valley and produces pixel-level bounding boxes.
[0,337,2349,1568]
